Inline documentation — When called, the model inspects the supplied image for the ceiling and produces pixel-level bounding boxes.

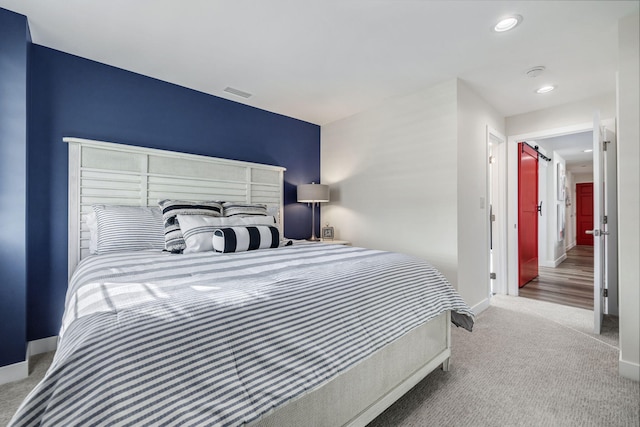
[1,1,637,126]
[537,131,594,174]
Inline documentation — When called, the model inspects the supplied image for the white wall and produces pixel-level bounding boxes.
[321,78,505,312]
[572,172,594,183]
[321,79,459,285]
[506,93,616,136]
[551,153,567,264]
[456,80,505,310]
[616,11,639,382]
[533,143,567,267]
[536,144,550,265]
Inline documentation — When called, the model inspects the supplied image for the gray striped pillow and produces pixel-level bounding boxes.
[93,205,165,255]
[212,226,280,253]
[158,200,223,253]
[222,202,268,217]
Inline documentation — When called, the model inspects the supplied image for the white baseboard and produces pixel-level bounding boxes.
[539,253,568,268]
[619,357,640,382]
[0,336,58,386]
[471,297,491,315]
[0,359,28,386]
[27,336,58,357]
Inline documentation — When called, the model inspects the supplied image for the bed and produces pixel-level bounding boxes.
[9,138,473,427]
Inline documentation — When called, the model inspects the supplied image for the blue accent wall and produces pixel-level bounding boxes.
[0,9,29,366]
[23,46,320,344]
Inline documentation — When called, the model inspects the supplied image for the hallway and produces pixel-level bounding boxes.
[519,246,594,310]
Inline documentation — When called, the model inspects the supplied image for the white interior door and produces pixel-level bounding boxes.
[488,128,507,295]
[603,126,618,316]
[592,112,606,334]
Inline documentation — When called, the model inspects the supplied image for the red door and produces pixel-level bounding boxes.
[518,143,539,287]
[576,183,594,246]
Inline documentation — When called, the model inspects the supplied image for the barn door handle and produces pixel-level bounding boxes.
[537,201,542,216]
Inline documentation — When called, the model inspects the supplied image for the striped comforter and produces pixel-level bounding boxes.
[10,243,474,427]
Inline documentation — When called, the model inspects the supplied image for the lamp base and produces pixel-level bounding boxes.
[307,236,321,242]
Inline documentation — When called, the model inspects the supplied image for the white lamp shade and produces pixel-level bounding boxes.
[297,183,329,202]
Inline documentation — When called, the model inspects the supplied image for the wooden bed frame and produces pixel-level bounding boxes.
[65,137,451,426]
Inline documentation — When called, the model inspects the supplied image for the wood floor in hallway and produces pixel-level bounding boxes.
[519,245,594,310]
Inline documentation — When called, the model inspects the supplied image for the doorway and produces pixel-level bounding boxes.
[506,122,609,310]
[519,246,594,310]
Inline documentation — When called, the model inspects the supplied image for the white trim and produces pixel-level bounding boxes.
[471,297,491,315]
[0,336,58,385]
[619,357,640,382]
[0,359,28,385]
[27,336,58,357]
[487,126,508,296]
[539,253,568,268]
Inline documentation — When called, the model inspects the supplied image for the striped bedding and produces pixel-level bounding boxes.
[10,243,474,427]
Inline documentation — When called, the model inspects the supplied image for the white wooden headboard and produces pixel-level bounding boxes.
[66,137,286,277]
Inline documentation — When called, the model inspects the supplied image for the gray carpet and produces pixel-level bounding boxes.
[1,296,638,426]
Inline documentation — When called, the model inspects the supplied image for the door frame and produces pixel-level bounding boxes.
[488,126,507,296]
[507,121,598,297]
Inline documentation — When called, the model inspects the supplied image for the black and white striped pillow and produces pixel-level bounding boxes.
[92,205,165,255]
[212,226,280,253]
[222,202,268,217]
[178,214,276,253]
[158,200,223,253]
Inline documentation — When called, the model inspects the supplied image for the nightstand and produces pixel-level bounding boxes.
[320,239,351,245]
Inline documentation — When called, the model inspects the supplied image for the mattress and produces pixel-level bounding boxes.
[9,243,473,427]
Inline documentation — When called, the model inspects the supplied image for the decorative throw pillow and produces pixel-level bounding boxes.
[92,205,165,255]
[178,214,276,253]
[222,202,268,217]
[212,226,280,253]
[158,200,223,253]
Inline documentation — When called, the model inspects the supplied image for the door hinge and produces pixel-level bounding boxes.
[603,140,611,151]
[603,289,608,298]
[490,272,496,280]
[603,215,608,224]
[490,214,496,222]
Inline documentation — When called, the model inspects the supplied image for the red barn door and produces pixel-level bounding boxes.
[518,143,539,287]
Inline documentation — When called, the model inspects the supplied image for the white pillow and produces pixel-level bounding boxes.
[177,214,276,253]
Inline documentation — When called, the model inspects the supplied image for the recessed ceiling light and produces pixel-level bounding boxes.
[494,15,523,32]
[583,149,593,153]
[536,85,556,94]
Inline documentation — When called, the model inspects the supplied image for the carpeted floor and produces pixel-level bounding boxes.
[368,295,638,427]
[1,295,638,426]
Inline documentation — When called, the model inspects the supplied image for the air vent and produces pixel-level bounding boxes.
[526,66,545,78]
[224,87,252,99]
